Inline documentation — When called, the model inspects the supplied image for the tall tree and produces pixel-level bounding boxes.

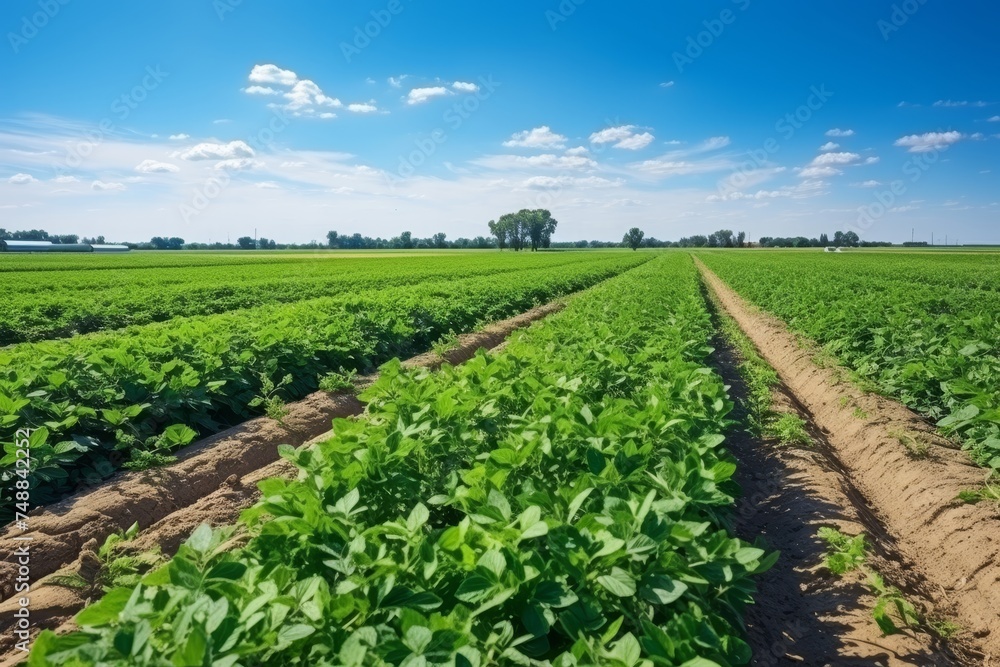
[623,227,645,250]
[326,231,339,248]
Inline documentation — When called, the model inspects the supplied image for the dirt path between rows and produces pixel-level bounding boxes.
[698,259,1000,663]
[0,301,564,658]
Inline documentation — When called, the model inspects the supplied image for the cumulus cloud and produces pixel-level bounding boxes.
[452,81,479,93]
[820,141,839,151]
[894,131,964,153]
[799,166,842,179]
[244,85,279,96]
[589,125,656,150]
[811,151,862,166]
[857,180,882,187]
[825,128,855,137]
[406,86,450,105]
[284,80,341,113]
[388,75,409,88]
[249,64,298,86]
[347,102,379,113]
[565,146,589,156]
[169,133,190,141]
[178,141,255,161]
[503,126,567,150]
[660,81,675,88]
[135,159,179,173]
[52,175,78,183]
[990,116,1000,122]
[7,173,37,184]
[91,180,126,191]
[214,159,264,171]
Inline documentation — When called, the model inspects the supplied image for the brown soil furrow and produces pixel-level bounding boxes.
[0,301,564,660]
[698,259,1000,660]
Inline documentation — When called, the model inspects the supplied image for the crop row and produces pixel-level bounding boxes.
[0,253,620,345]
[1,254,649,518]
[699,251,1000,470]
[33,253,772,666]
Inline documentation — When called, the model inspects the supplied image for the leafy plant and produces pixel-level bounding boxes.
[249,372,293,423]
[766,413,811,446]
[318,367,357,393]
[817,527,868,575]
[868,571,921,636]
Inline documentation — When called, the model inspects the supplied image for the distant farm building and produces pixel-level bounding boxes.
[0,240,129,253]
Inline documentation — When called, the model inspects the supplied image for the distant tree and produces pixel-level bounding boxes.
[236,236,256,249]
[400,231,414,249]
[12,229,50,241]
[432,232,448,249]
[326,231,339,248]
[623,227,645,250]
[258,237,277,249]
[82,236,106,245]
[0,229,8,240]
[819,233,829,246]
[488,219,508,251]
[53,234,79,244]
[736,231,746,248]
[842,231,860,247]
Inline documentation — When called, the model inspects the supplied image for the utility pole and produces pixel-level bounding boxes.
[932,232,934,246]
[911,228,914,243]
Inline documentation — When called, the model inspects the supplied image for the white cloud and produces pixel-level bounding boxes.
[473,153,597,171]
[178,141,255,161]
[864,156,880,164]
[503,126,567,150]
[135,159,179,174]
[811,151,862,166]
[283,80,341,112]
[388,75,409,88]
[889,205,919,212]
[169,133,190,141]
[347,102,379,114]
[615,132,655,150]
[660,81,675,88]
[254,181,281,189]
[708,189,787,202]
[213,119,232,124]
[989,116,1000,122]
[933,100,988,108]
[406,87,450,105]
[319,112,336,119]
[521,175,622,189]
[894,131,964,153]
[857,180,882,187]
[589,125,656,150]
[244,85,279,96]
[825,128,855,137]
[8,173,37,184]
[214,158,264,171]
[91,180,126,191]
[249,64,298,87]
[452,81,479,93]
[565,146,589,156]
[280,161,306,168]
[799,166,842,179]
[697,136,731,151]
[820,141,839,151]
[633,159,730,177]
[52,175,78,183]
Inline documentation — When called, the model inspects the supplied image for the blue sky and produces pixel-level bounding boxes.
[1,1,998,244]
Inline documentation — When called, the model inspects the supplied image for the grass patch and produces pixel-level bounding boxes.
[817,527,868,575]
[889,429,930,459]
[766,412,811,446]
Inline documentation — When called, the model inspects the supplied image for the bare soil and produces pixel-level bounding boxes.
[699,259,1000,664]
[0,302,563,659]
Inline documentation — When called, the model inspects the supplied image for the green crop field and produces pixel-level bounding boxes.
[698,250,1000,470]
[30,253,776,666]
[7,247,1000,665]
[0,252,649,516]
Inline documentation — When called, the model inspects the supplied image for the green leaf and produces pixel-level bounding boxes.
[597,567,637,598]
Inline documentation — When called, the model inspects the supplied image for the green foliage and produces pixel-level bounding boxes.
[765,413,811,447]
[431,330,460,357]
[32,255,774,666]
[249,372,293,423]
[699,251,1000,472]
[817,527,868,575]
[0,253,649,519]
[868,572,921,636]
[318,368,358,394]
